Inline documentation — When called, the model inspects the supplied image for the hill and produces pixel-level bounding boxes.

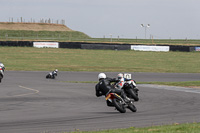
[0,22,73,31]
[0,22,91,41]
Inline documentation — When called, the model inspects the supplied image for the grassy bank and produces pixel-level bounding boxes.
[0,30,91,41]
[0,22,200,45]
[0,47,200,73]
[1,30,200,45]
[68,123,200,133]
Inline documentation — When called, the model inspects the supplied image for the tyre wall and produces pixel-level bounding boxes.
[170,45,195,52]
[81,43,131,50]
[59,42,82,49]
[0,41,33,47]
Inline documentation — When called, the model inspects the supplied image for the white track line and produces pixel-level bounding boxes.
[139,84,200,94]
[11,85,40,97]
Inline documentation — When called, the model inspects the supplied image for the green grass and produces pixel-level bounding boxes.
[0,30,91,41]
[86,38,200,46]
[139,81,200,87]
[1,47,200,132]
[59,81,98,84]
[1,47,200,73]
[1,30,200,45]
[65,123,200,133]
[58,81,200,87]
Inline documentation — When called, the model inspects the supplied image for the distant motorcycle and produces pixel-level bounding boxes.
[46,69,58,79]
[105,91,137,113]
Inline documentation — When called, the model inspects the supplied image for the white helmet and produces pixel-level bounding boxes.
[98,73,106,80]
[117,73,123,79]
[0,63,4,68]
[55,69,58,72]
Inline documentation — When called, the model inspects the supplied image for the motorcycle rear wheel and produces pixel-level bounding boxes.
[112,98,126,113]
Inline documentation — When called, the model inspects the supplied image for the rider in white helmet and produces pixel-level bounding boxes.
[96,73,121,97]
[117,73,123,80]
[0,62,5,72]
[49,69,58,78]
[115,73,125,90]
[98,73,106,80]
[116,73,139,101]
[53,69,58,76]
[95,73,130,105]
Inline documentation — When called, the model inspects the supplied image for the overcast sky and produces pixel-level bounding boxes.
[0,0,199,39]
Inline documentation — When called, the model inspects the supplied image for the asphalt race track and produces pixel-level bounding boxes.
[0,71,200,133]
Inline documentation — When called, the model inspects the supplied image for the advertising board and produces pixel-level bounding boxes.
[33,42,59,48]
[131,45,169,52]
[195,47,200,51]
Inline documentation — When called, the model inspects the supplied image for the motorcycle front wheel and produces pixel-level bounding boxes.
[128,102,137,112]
[46,74,50,79]
[0,73,3,79]
[112,98,126,113]
[127,89,139,101]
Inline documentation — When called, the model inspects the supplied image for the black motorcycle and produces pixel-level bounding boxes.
[123,81,139,101]
[46,70,58,79]
[115,79,139,102]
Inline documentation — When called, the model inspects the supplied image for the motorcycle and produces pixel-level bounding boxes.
[115,73,139,101]
[123,80,139,101]
[46,70,58,79]
[105,91,137,113]
[0,67,4,83]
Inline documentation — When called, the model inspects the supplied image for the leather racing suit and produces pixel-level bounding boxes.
[95,77,128,106]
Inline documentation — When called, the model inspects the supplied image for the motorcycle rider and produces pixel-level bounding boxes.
[115,73,126,89]
[46,69,58,79]
[0,62,5,83]
[95,73,130,106]
[116,73,139,100]
[52,69,58,76]
[0,62,5,71]
[51,69,58,78]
